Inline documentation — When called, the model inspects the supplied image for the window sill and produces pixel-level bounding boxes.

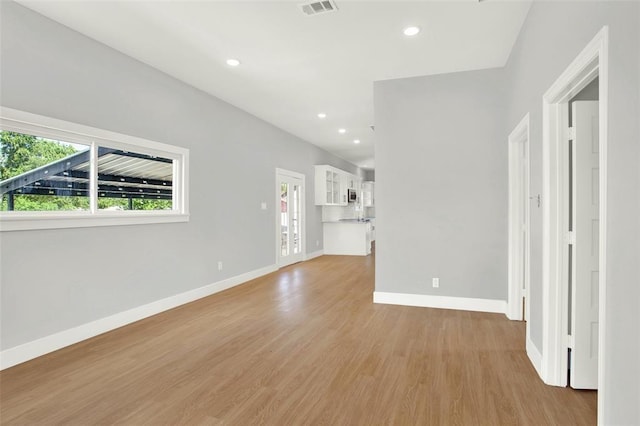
[0,212,189,232]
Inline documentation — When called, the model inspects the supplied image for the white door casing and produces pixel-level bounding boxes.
[508,113,530,323]
[569,101,599,390]
[540,25,607,425]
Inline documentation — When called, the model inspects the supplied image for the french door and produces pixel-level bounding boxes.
[276,169,304,267]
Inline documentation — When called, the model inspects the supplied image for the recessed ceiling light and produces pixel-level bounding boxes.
[226,58,241,67]
[403,26,420,37]
[338,128,346,134]
[317,113,327,119]
[353,139,361,144]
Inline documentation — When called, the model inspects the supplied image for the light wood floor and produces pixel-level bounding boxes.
[1,251,596,425]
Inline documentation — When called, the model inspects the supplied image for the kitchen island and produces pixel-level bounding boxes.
[323,219,372,256]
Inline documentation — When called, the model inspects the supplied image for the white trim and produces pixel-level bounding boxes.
[304,249,324,261]
[507,113,530,322]
[540,26,608,424]
[0,211,189,231]
[526,335,544,380]
[373,292,506,314]
[90,142,98,213]
[597,29,608,426]
[0,107,190,231]
[0,263,277,370]
[275,168,306,268]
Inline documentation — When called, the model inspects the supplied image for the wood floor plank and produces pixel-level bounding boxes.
[0,251,596,425]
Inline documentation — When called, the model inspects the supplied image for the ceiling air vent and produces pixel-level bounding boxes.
[300,0,338,16]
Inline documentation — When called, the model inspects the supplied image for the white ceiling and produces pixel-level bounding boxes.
[18,0,532,169]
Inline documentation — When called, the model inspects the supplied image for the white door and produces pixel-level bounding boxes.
[569,101,599,390]
[277,170,304,268]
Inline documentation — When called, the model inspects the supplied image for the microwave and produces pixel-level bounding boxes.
[347,189,358,203]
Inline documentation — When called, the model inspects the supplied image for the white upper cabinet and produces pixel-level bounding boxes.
[315,165,347,206]
[339,172,348,204]
[345,174,356,190]
[315,166,365,206]
[362,181,375,207]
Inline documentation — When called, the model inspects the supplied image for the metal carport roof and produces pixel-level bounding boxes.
[1,147,173,210]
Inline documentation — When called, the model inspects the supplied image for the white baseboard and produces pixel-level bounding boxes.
[0,264,277,370]
[304,250,323,261]
[373,291,507,314]
[526,335,544,380]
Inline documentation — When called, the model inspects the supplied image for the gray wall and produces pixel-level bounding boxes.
[569,78,599,125]
[504,2,639,423]
[363,170,375,181]
[374,68,508,301]
[0,2,359,350]
[571,77,599,102]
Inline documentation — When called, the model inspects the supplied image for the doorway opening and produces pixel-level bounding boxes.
[508,113,531,324]
[276,168,305,268]
[541,26,608,423]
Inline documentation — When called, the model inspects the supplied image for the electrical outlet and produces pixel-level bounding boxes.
[432,277,439,288]
[218,261,223,271]
[316,240,320,247]
[260,202,267,210]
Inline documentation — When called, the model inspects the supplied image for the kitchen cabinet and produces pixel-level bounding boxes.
[362,181,375,207]
[322,220,372,256]
[346,174,363,192]
[339,172,348,203]
[344,173,363,207]
[315,165,347,206]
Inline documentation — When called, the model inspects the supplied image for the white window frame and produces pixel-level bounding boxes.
[0,107,189,231]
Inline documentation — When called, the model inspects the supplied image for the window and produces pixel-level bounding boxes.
[0,108,189,231]
[1,132,91,212]
[94,147,174,211]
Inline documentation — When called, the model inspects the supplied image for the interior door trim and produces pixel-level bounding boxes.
[540,26,608,425]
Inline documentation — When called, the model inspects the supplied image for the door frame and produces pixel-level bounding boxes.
[540,26,608,423]
[507,113,531,322]
[275,168,306,268]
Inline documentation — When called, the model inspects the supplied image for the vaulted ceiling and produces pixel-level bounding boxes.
[18,0,532,169]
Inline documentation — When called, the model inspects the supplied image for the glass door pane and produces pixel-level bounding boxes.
[332,172,339,203]
[280,182,289,257]
[292,184,300,254]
